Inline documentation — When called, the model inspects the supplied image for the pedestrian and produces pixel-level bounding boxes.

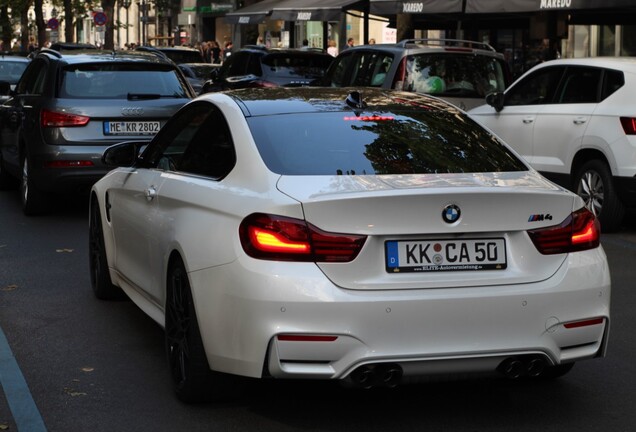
[343,37,354,50]
[223,41,233,62]
[300,39,310,50]
[210,41,222,64]
[327,39,338,57]
[368,38,376,45]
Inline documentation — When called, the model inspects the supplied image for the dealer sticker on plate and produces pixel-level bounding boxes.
[385,238,507,273]
[103,121,161,135]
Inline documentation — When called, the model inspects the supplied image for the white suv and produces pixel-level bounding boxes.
[469,57,636,232]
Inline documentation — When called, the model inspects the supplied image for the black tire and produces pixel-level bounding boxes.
[574,159,624,233]
[165,257,243,403]
[539,362,575,379]
[20,153,49,215]
[89,199,125,300]
[0,154,17,190]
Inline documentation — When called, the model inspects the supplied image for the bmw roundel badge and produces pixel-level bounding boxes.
[442,204,461,224]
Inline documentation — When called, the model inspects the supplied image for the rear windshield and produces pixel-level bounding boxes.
[247,110,526,175]
[59,64,189,99]
[261,53,333,79]
[162,50,204,64]
[0,60,29,84]
[399,53,508,98]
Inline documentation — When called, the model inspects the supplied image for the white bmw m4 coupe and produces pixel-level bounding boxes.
[89,87,610,403]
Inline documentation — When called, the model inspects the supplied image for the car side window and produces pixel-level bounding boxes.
[601,69,624,100]
[145,102,236,180]
[505,66,564,106]
[328,53,355,87]
[227,52,250,77]
[16,58,47,95]
[246,53,262,77]
[557,67,601,104]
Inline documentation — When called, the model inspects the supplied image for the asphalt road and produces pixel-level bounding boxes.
[1,188,636,432]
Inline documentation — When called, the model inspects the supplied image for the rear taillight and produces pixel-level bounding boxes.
[527,207,600,255]
[41,110,90,127]
[620,117,636,135]
[391,57,407,90]
[239,213,367,262]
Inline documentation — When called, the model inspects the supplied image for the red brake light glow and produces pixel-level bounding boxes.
[41,110,90,127]
[343,115,394,121]
[44,160,94,168]
[239,213,367,262]
[620,117,636,135]
[563,317,604,329]
[527,207,600,255]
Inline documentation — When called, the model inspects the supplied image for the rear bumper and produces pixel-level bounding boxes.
[188,246,611,381]
[28,145,113,194]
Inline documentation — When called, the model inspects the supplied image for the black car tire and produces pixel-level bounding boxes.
[165,256,244,403]
[89,199,125,300]
[20,153,48,215]
[0,154,16,190]
[574,159,624,233]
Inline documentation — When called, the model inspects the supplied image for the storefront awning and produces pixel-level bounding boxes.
[370,0,463,15]
[224,0,280,24]
[226,0,367,24]
[270,0,366,22]
[465,0,636,13]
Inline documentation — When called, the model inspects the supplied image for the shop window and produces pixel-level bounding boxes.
[599,25,616,57]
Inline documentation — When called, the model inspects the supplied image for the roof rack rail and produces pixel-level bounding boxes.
[396,38,496,52]
[38,48,63,58]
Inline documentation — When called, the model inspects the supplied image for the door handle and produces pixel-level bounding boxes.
[522,117,534,124]
[144,186,157,201]
[573,117,587,125]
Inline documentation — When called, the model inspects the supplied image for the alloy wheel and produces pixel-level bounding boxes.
[577,170,604,217]
[166,266,191,388]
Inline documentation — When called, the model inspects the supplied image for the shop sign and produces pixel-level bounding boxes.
[402,2,424,13]
[297,12,312,20]
[539,0,572,8]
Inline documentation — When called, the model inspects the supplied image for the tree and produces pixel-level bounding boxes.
[396,14,414,42]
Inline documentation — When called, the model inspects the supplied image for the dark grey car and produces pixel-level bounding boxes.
[0,48,195,215]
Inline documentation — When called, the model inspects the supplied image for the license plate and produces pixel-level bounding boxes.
[385,238,507,273]
[103,121,161,135]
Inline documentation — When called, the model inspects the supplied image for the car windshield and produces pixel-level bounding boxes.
[261,53,333,78]
[0,60,29,84]
[59,63,189,99]
[247,110,526,175]
[400,53,508,98]
[187,65,218,79]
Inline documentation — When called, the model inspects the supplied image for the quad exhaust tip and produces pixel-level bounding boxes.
[348,363,403,389]
[497,356,548,379]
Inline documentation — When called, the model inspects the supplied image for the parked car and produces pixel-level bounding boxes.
[200,45,333,93]
[469,57,636,232]
[135,45,205,64]
[178,62,221,94]
[319,38,512,110]
[0,48,195,215]
[0,53,30,102]
[90,87,609,403]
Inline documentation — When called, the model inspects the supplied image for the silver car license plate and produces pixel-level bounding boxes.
[103,121,161,135]
[385,238,507,273]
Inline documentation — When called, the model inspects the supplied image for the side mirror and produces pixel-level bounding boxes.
[209,68,220,82]
[486,92,505,113]
[102,141,148,167]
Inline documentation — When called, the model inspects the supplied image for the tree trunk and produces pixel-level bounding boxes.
[34,0,46,49]
[102,0,116,49]
[64,0,74,43]
[396,14,414,42]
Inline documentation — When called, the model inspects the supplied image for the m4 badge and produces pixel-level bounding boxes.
[528,214,553,222]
